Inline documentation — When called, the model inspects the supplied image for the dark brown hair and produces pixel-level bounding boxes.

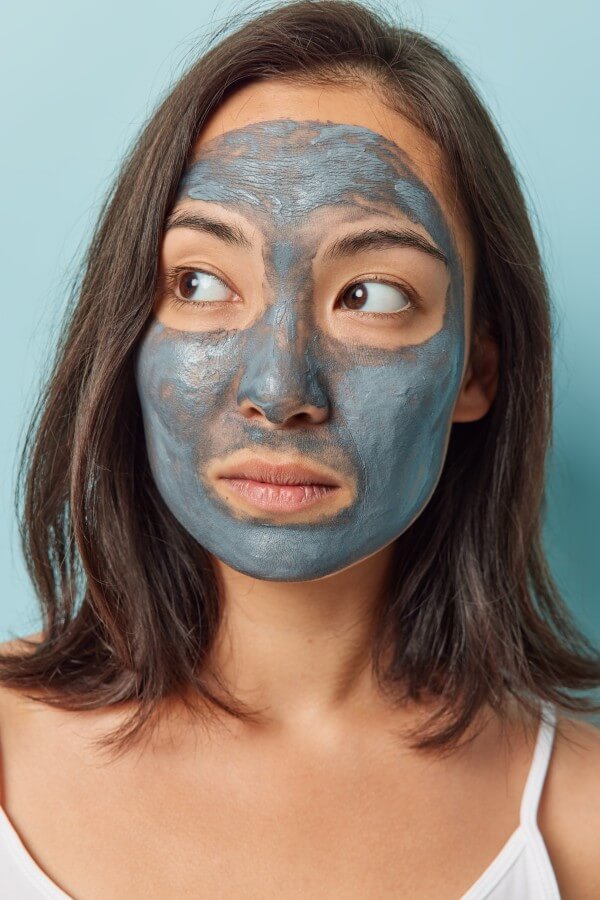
[3,0,599,758]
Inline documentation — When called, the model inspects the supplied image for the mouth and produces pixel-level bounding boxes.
[213,456,345,514]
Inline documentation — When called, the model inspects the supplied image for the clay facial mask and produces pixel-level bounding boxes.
[134,120,465,580]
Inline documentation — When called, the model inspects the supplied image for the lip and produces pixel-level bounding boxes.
[219,478,339,512]
[213,456,345,514]
[218,459,341,487]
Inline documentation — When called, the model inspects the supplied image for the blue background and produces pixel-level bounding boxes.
[1,0,598,645]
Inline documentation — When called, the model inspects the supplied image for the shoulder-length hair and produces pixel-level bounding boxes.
[3,0,599,758]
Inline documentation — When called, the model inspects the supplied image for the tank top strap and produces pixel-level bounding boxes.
[519,700,557,831]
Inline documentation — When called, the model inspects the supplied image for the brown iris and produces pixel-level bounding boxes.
[179,271,202,300]
[341,283,369,310]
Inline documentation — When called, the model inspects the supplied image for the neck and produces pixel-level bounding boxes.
[205,543,397,736]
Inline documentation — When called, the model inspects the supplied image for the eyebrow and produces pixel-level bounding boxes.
[164,212,253,249]
[323,228,448,266]
[165,214,448,267]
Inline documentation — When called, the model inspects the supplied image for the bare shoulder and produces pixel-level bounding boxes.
[0,629,45,667]
[0,631,47,803]
[541,712,600,899]
[0,630,46,716]
[0,630,45,658]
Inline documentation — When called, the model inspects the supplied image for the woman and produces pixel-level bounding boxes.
[0,1,598,897]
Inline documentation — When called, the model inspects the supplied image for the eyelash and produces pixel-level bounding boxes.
[161,266,421,319]
[161,266,237,312]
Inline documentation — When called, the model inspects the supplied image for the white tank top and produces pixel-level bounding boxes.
[0,702,561,898]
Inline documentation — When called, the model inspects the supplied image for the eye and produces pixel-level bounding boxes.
[339,281,411,314]
[175,269,234,303]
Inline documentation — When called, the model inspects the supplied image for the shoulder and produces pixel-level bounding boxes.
[0,630,46,737]
[541,712,600,899]
[0,630,45,699]
[0,627,45,686]
[0,630,43,690]
[0,631,45,659]
[0,632,46,804]
[0,631,45,656]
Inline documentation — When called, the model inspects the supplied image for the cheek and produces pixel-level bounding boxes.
[333,334,462,510]
[135,323,242,442]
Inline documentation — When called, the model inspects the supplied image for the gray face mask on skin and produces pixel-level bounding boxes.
[134,120,465,581]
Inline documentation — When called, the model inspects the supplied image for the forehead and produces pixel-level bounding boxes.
[180,81,474,309]
[178,120,450,254]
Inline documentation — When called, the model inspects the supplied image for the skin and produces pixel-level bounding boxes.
[136,119,465,582]
[0,80,598,900]
[136,79,494,727]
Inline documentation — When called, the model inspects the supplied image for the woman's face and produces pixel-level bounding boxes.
[134,80,477,581]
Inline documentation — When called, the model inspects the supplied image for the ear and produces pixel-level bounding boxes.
[452,333,499,423]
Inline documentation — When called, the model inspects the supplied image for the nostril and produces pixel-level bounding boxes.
[236,351,330,425]
[238,395,328,427]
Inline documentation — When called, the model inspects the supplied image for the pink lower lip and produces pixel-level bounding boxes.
[220,477,339,511]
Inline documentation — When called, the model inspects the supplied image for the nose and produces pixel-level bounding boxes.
[236,303,330,426]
